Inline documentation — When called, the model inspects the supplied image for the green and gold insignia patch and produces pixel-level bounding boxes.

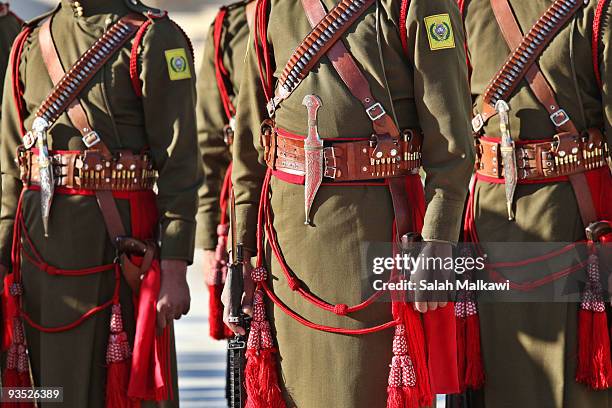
[165,48,192,81]
[424,14,455,51]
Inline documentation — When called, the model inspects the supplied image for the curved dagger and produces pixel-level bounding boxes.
[32,117,54,237]
[495,100,517,221]
[302,95,324,225]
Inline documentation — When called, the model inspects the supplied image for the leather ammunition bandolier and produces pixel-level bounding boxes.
[472,0,609,227]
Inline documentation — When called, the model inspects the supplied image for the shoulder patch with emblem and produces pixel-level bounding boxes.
[424,14,455,51]
[165,48,192,81]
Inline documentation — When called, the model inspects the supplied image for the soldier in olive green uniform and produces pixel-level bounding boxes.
[0,4,22,203]
[0,0,201,406]
[225,0,474,407]
[459,0,612,406]
[196,0,253,336]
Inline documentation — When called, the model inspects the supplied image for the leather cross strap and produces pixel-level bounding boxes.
[473,0,585,133]
[490,0,579,135]
[299,0,410,237]
[266,0,392,128]
[32,14,146,145]
[39,18,112,156]
[299,0,400,138]
[490,0,598,226]
[37,15,147,243]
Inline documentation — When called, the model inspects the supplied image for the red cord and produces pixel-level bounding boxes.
[592,0,610,87]
[129,20,153,97]
[10,27,31,136]
[219,162,233,225]
[254,0,274,102]
[464,175,593,292]
[262,281,399,335]
[213,8,237,121]
[399,0,411,56]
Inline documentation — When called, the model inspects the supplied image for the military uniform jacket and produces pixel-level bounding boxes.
[463,1,612,407]
[0,1,201,405]
[231,0,473,406]
[196,1,252,249]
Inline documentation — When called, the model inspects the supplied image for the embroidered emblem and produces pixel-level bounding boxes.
[424,14,456,51]
[165,48,192,81]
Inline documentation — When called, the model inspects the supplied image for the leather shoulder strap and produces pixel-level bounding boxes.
[38,17,110,153]
[268,0,399,137]
[490,0,578,135]
[33,14,145,136]
[593,0,611,87]
[474,0,585,133]
[491,0,597,226]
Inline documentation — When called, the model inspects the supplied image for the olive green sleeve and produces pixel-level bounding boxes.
[195,22,232,250]
[407,0,475,244]
[0,34,27,268]
[600,4,611,147]
[140,19,203,263]
[231,39,269,253]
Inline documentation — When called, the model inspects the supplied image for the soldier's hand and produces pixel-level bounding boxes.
[410,241,454,313]
[221,259,255,336]
[203,249,223,286]
[157,260,191,331]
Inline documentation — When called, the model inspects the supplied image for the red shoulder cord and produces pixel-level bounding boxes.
[213,8,237,121]
[9,27,31,136]
[593,0,610,87]
[254,0,274,102]
[129,12,195,97]
[399,0,411,55]
[255,169,400,335]
[457,0,472,77]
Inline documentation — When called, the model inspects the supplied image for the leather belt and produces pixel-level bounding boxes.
[475,129,609,181]
[262,126,422,182]
[19,149,157,191]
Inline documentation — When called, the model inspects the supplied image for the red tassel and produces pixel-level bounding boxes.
[208,224,233,340]
[244,285,285,408]
[589,311,612,389]
[576,251,612,390]
[106,303,134,408]
[245,349,284,408]
[3,317,33,408]
[208,284,231,340]
[464,312,485,389]
[386,324,420,408]
[455,303,467,392]
[576,308,593,384]
[403,307,433,407]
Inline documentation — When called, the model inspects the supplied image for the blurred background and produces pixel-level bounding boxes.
[14,2,227,407]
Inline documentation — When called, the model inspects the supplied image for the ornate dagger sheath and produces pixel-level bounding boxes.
[495,100,518,221]
[32,117,54,236]
[302,95,324,225]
